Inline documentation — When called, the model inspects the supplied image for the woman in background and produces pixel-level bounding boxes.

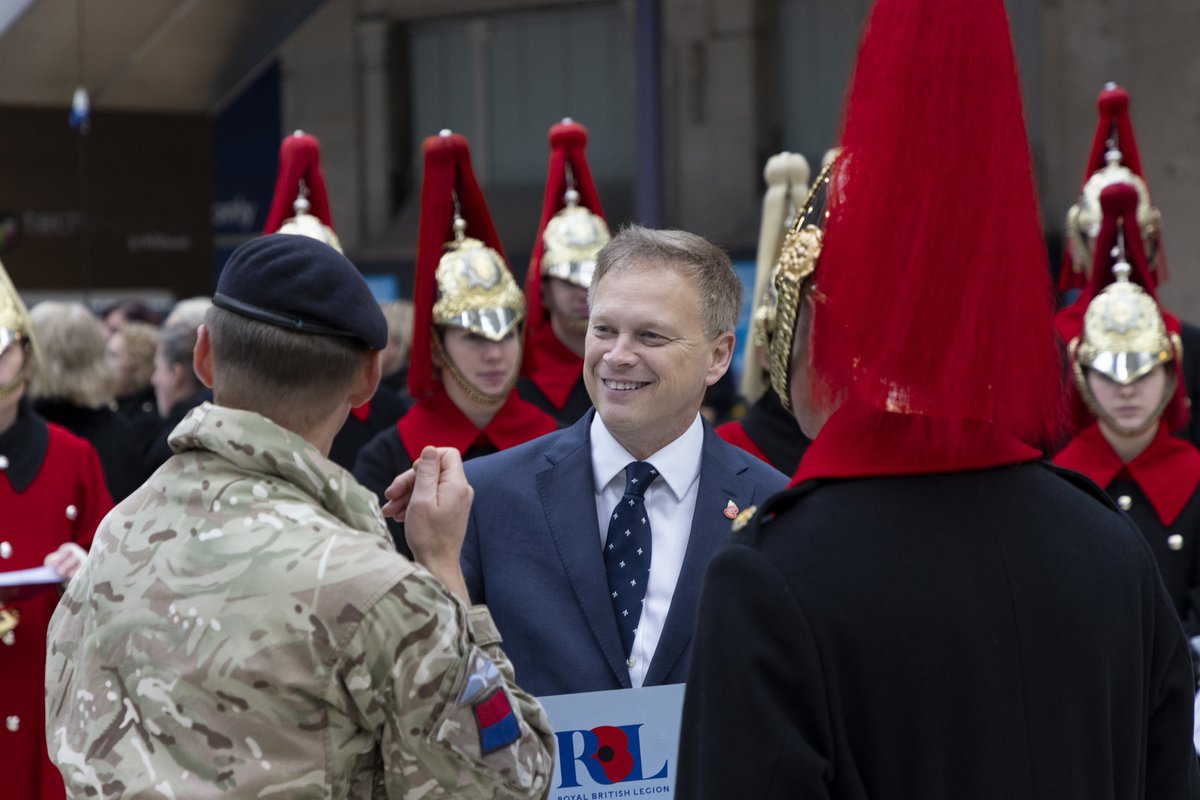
[30,301,142,501]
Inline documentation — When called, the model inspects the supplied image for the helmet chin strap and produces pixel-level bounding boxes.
[432,333,519,408]
[0,374,23,398]
[0,340,30,398]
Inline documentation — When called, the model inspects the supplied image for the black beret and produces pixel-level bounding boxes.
[214,234,387,350]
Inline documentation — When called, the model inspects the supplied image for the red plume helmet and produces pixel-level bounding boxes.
[808,0,1064,457]
[1059,182,1187,434]
[264,131,336,240]
[522,119,609,374]
[409,131,514,400]
[1060,84,1164,291]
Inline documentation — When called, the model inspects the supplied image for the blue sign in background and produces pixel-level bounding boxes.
[730,258,757,388]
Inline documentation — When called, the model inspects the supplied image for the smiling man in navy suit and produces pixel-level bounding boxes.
[459,225,788,697]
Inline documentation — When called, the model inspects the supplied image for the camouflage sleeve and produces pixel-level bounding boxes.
[343,567,555,799]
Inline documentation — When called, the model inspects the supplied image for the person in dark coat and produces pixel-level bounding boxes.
[677,0,1200,797]
[29,300,143,502]
[377,299,415,405]
[328,386,409,471]
[106,320,161,450]
[354,132,556,556]
[515,119,609,425]
[144,321,210,477]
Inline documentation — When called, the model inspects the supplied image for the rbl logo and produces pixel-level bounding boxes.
[555,724,668,788]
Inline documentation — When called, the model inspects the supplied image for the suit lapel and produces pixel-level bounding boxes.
[537,413,632,688]
[645,427,749,685]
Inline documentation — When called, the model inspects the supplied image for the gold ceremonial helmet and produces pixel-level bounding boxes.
[0,257,34,397]
[1071,240,1180,435]
[1065,145,1161,281]
[767,156,839,412]
[541,187,610,289]
[433,213,525,341]
[278,184,344,253]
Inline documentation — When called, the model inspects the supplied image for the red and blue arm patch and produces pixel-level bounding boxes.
[473,689,521,754]
[458,651,521,755]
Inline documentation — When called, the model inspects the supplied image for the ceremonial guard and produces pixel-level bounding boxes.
[353,132,556,555]
[1057,83,1200,447]
[262,130,407,469]
[516,119,610,424]
[0,261,109,800]
[677,0,1200,796]
[1054,182,1200,636]
[716,151,812,476]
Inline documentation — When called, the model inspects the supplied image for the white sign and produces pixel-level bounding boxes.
[0,565,61,588]
[538,684,684,800]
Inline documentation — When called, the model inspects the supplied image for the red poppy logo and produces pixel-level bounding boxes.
[588,725,635,782]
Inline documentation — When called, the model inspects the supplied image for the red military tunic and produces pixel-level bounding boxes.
[0,406,111,800]
[517,323,592,425]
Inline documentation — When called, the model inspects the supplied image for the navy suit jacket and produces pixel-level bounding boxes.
[462,410,789,696]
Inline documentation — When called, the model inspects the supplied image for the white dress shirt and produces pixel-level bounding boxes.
[591,413,704,688]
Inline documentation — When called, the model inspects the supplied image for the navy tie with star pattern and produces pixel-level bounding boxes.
[605,460,659,659]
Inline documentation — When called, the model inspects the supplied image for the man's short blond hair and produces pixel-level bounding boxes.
[591,225,742,339]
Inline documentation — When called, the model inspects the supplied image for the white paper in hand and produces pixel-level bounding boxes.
[0,565,63,588]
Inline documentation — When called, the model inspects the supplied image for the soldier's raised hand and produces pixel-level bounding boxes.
[396,446,473,603]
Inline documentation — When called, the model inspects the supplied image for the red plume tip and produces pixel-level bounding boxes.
[1096,85,1129,116]
[549,120,588,148]
[1099,181,1138,216]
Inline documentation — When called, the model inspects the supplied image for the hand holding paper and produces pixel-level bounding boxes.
[44,542,87,581]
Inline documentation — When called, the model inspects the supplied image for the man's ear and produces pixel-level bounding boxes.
[193,324,214,389]
[704,330,736,387]
[349,350,383,407]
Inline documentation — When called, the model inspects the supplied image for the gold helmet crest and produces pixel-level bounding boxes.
[433,214,525,341]
[1065,145,1161,282]
[540,188,610,290]
[766,156,839,412]
[0,257,35,397]
[278,186,343,253]
[1071,240,1180,436]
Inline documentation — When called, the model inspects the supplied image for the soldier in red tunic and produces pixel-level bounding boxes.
[517,119,611,424]
[353,131,556,556]
[0,259,110,800]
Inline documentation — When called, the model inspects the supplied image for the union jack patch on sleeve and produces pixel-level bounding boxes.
[473,689,520,754]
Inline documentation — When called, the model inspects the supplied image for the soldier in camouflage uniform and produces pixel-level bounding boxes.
[44,234,556,799]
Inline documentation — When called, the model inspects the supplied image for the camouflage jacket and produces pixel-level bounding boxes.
[45,403,555,799]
